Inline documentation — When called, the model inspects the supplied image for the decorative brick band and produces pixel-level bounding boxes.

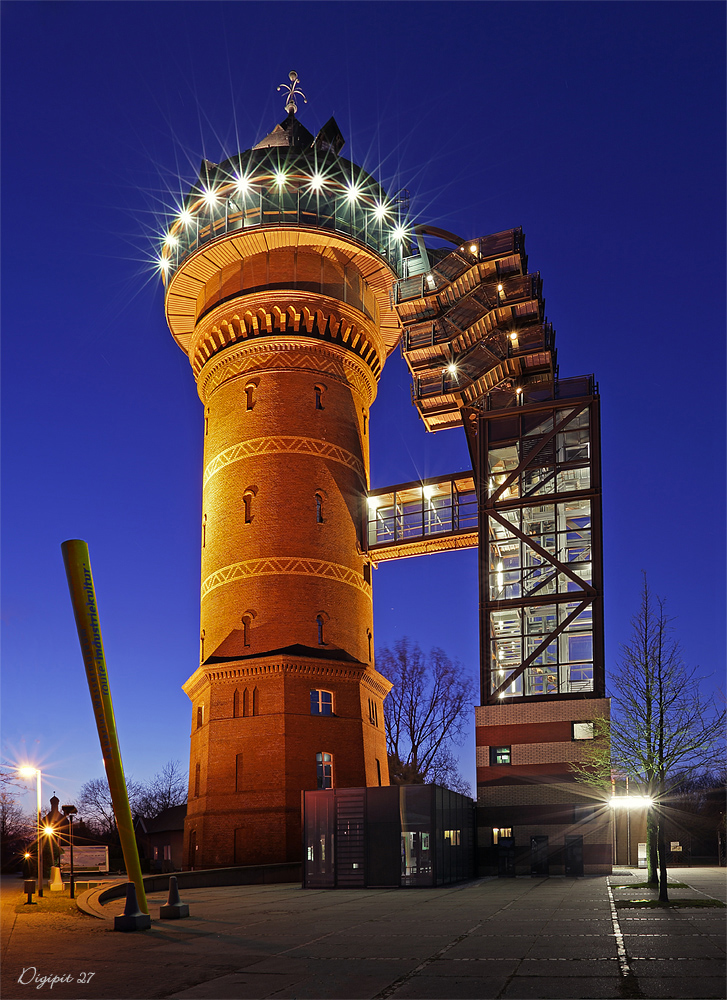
[203,435,366,488]
[196,337,376,406]
[201,556,372,601]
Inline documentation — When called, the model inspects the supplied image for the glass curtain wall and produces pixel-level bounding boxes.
[478,386,603,702]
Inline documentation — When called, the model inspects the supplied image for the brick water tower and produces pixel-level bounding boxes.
[160,75,397,867]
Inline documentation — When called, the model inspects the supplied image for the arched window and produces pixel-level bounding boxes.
[314,384,325,410]
[316,614,325,645]
[363,413,367,435]
[196,705,204,730]
[316,752,333,789]
[243,487,257,524]
[204,407,210,436]
[315,493,324,523]
[244,381,257,411]
[242,615,252,647]
[242,688,249,718]
[202,513,207,548]
[252,687,259,716]
[367,628,372,660]
[200,630,205,663]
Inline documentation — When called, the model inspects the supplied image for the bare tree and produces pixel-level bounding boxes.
[377,638,475,795]
[572,576,724,900]
[0,791,33,865]
[135,760,187,819]
[77,775,144,836]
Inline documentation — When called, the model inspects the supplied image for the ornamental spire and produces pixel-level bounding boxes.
[277,70,307,115]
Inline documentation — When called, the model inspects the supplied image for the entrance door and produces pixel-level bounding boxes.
[530,835,549,876]
[564,834,584,876]
[498,837,516,877]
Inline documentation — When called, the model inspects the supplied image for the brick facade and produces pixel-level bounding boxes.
[167,235,398,869]
[476,698,612,875]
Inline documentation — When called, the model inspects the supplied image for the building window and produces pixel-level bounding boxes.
[314,384,325,410]
[363,413,367,435]
[316,752,333,789]
[376,758,382,786]
[368,698,378,727]
[492,827,512,845]
[244,381,257,411]
[235,753,244,792]
[202,513,207,548]
[315,493,324,523]
[243,489,256,524]
[204,407,210,436]
[444,830,461,846]
[252,686,259,716]
[573,721,595,740]
[242,614,252,647]
[311,690,333,715]
[316,614,326,645]
[194,763,200,797]
[242,688,249,718]
[196,706,204,730]
[490,746,511,766]
[366,628,372,659]
[163,845,172,861]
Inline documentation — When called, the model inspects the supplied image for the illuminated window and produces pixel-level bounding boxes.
[492,827,512,845]
[572,721,595,740]
[490,746,511,765]
[316,752,333,789]
[444,830,461,845]
[311,690,333,715]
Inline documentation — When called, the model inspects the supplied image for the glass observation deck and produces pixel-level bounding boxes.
[366,473,477,562]
[159,166,409,285]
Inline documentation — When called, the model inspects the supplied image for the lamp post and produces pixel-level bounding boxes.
[18,766,42,897]
[62,805,77,898]
[609,793,653,867]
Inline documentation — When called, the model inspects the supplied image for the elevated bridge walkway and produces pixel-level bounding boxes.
[366,472,478,563]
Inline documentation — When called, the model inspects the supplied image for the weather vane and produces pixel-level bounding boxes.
[278,70,307,115]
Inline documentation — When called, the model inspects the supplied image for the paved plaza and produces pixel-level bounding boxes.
[1,868,724,999]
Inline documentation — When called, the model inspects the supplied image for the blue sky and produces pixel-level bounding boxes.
[2,1,724,813]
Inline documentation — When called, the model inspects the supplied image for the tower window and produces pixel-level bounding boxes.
[196,706,204,730]
[202,513,207,548]
[316,614,326,645]
[204,407,210,436]
[244,382,257,411]
[311,690,333,715]
[243,490,255,524]
[316,752,333,789]
[376,758,382,786]
[368,698,378,727]
[367,628,372,660]
[315,493,324,523]
[252,686,259,716]
[363,413,367,435]
[242,615,252,647]
[490,746,511,766]
[314,384,325,410]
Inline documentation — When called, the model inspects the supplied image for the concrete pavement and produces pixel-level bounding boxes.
[1,868,724,999]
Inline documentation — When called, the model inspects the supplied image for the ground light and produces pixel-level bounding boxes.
[18,766,42,896]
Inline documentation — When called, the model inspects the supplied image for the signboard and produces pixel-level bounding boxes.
[59,846,109,872]
[637,842,647,868]
[670,842,682,852]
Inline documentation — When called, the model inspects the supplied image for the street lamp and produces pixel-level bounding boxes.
[61,805,78,898]
[18,766,42,897]
[609,783,654,865]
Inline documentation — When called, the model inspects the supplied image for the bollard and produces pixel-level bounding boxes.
[24,880,37,905]
[50,867,65,892]
[114,882,152,932]
[159,876,190,919]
